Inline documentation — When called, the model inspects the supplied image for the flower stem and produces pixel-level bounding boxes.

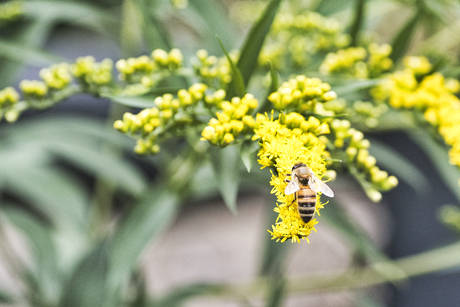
[202,241,460,300]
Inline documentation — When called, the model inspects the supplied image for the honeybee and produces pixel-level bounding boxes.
[284,162,334,223]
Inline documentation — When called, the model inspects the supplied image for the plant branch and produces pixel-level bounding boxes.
[201,241,460,300]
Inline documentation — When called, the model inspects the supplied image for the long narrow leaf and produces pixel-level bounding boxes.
[409,131,460,202]
[367,137,430,195]
[108,188,180,297]
[3,207,60,303]
[23,1,119,39]
[237,0,282,87]
[49,142,147,195]
[240,140,259,173]
[208,146,240,214]
[265,274,286,307]
[102,94,157,108]
[314,0,355,16]
[348,0,366,46]
[59,241,111,307]
[5,165,87,231]
[390,12,420,64]
[153,283,223,307]
[134,0,171,51]
[217,36,246,98]
[0,39,63,66]
[256,62,279,115]
[0,289,14,304]
[188,0,236,53]
[120,0,145,56]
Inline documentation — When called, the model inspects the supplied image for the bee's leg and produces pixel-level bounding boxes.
[284,173,291,183]
[288,193,297,206]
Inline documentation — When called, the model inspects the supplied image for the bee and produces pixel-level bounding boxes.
[284,162,334,223]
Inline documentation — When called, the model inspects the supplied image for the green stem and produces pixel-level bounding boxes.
[202,241,460,300]
[89,103,130,238]
[349,0,366,47]
[89,0,144,238]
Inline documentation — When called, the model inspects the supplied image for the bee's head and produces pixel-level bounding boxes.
[292,162,306,171]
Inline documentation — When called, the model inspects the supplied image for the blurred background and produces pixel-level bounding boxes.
[1,0,460,306]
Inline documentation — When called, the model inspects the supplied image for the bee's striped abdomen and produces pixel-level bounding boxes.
[296,185,316,223]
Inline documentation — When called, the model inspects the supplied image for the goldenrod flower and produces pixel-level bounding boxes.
[201,93,258,147]
[375,56,460,168]
[254,114,330,243]
[320,44,392,78]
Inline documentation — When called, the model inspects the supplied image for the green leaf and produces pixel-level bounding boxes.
[348,0,366,47]
[103,92,178,108]
[120,0,146,56]
[1,116,146,195]
[133,0,172,51]
[256,62,279,115]
[0,39,63,66]
[49,142,147,195]
[153,283,223,307]
[59,241,111,307]
[23,1,120,39]
[188,0,237,53]
[108,188,180,296]
[0,289,14,304]
[390,12,420,64]
[2,207,60,303]
[208,146,240,214]
[367,137,430,195]
[330,79,381,97]
[217,36,246,99]
[265,274,286,307]
[237,0,282,87]
[409,131,460,202]
[102,94,155,108]
[240,140,259,173]
[314,0,355,16]
[4,164,87,231]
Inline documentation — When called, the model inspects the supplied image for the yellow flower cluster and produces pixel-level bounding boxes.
[374,56,460,167]
[329,119,398,201]
[39,63,73,90]
[116,49,183,86]
[323,98,389,128]
[201,94,258,147]
[19,63,73,102]
[71,56,113,89]
[0,87,20,121]
[0,86,19,108]
[268,75,337,112]
[320,43,392,78]
[0,1,21,25]
[0,48,188,123]
[259,10,349,69]
[19,80,48,99]
[114,83,207,155]
[253,114,331,243]
[193,49,234,89]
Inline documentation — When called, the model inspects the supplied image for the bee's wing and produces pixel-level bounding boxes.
[310,175,334,197]
[284,177,300,195]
